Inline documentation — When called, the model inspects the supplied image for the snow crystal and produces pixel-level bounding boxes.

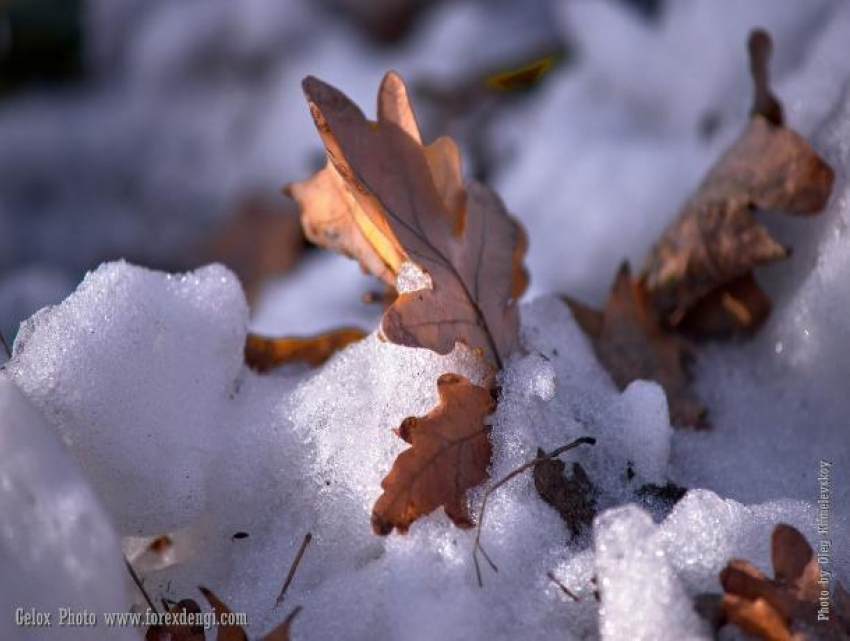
[395,261,433,294]
[0,377,133,640]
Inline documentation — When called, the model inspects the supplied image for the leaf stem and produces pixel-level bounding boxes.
[472,437,596,587]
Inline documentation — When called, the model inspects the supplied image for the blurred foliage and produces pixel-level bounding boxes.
[0,0,83,95]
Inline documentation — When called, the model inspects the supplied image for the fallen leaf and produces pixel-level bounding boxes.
[145,600,205,641]
[285,72,462,288]
[643,29,833,333]
[372,373,493,534]
[245,328,366,372]
[286,159,403,286]
[675,273,771,337]
[262,606,302,641]
[563,262,708,428]
[706,523,850,640]
[199,587,247,641]
[722,594,794,641]
[486,55,559,92]
[472,437,596,586]
[771,523,821,606]
[205,197,305,302]
[533,448,596,538]
[292,71,528,369]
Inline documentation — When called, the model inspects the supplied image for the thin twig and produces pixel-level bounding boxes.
[0,331,11,360]
[473,436,596,587]
[125,557,159,614]
[547,571,579,602]
[276,533,312,606]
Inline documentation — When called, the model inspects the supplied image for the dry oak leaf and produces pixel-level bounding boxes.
[372,373,494,534]
[717,523,847,641]
[563,262,708,428]
[199,587,248,641]
[198,587,301,641]
[286,71,461,287]
[204,197,305,303]
[245,328,366,372]
[290,71,528,369]
[643,29,834,334]
[533,448,597,538]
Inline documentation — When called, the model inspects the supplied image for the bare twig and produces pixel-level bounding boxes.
[473,436,596,587]
[125,557,159,615]
[0,331,11,361]
[276,533,312,607]
[547,571,579,602]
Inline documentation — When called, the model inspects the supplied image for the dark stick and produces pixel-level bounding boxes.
[547,571,579,602]
[125,557,159,615]
[473,436,596,587]
[276,533,312,606]
[0,331,11,360]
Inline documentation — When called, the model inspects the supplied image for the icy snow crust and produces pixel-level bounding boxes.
[2,0,850,639]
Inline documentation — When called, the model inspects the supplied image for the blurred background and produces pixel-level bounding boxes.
[0,0,839,343]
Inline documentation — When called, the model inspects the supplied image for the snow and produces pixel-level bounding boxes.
[3,0,850,638]
[595,505,704,640]
[0,377,134,641]
[6,262,248,535]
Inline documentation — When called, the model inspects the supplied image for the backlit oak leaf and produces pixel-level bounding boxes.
[295,72,527,369]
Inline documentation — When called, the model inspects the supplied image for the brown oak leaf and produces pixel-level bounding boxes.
[199,587,248,641]
[372,373,494,534]
[290,71,528,369]
[708,523,848,640]
[285,157,403,286]
[564,262,708,428]
[262,606,302,641]
[197,587,301,641]
[533,448,597,538]
[643,29,834,334]
[204,197,305,302]
[245,328,366,372]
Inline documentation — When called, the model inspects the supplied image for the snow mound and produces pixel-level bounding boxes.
[4,259,837,639]
[0,377,133,640]
[595,505,703,640]
[7,261,248,534]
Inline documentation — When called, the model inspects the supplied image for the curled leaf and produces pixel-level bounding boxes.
[245,328,366,372]
[372,373,493,534]
[643,29,834,332]
[294,71,527,369]
[711,523,837,640]
[286,160,404,286]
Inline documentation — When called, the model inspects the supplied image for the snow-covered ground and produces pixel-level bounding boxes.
[2,0,849,639]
